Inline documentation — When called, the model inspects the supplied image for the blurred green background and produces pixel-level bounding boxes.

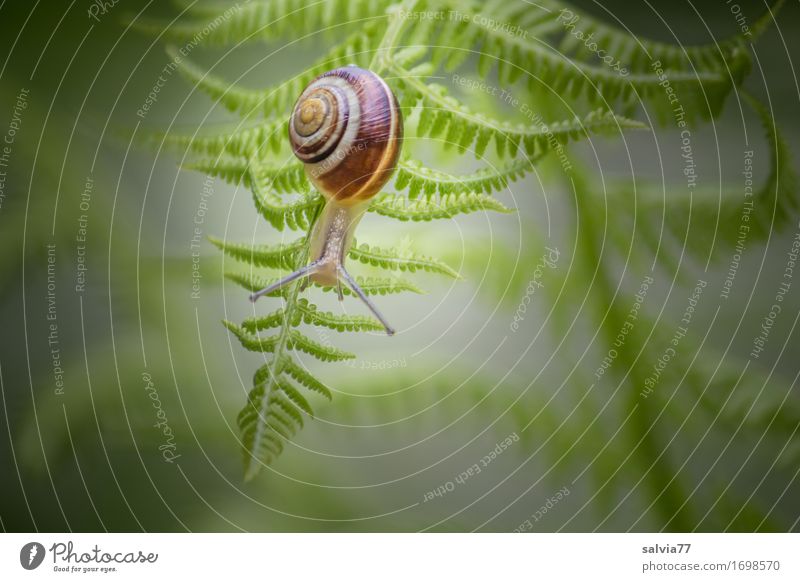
[0,0,798,532]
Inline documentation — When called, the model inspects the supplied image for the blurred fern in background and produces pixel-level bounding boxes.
[2,0,798,532]
[142,0,797,506]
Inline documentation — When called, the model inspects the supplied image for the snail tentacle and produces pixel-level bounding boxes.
[338,266,395,336]
[248,262,320,302]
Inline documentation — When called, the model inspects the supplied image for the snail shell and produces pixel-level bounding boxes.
[289,66,403,205]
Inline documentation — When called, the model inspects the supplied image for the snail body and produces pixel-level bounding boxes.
[249,66,403,335]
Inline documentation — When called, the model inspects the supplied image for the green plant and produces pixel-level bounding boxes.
[139,0,791,485]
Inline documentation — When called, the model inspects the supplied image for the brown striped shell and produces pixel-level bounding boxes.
[289,66,403,205]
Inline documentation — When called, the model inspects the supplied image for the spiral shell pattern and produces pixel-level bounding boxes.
[289,66,403,205]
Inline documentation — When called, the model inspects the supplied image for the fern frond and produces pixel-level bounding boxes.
[209,236,304,269]
[684,92,798,259]
[615,92,798,270]
[167,22,382,118]
[264,407,297,438]
[135,0,394,46]
[182,157,320,230]
[160,118,286,158]
[428,0,561,73]
[223,319,280,353]
[249,163,320,231]
[392,61,647,158]
[241,299,386,333]
[225,320,356,361]
[240,350,335,471]
[697,92,796,260]
[194,153,531,204]
[214,236,459,278]
[241,308,287,332]
[738,93,799,238]
[165,46,265,116]
[252,188,322,232]
[336,275,425,296]
[349,242,461,278]
[370,192,512,221]
[185,158,309,195]
[296,298,386,332]
[276,377,315,417]
[269,391,306,427]
[422,0,741,124]
[286,329,356,361]
[546,0,782,77]
[395,157,533,197]
[183,157,249,185]
[250,161,309,194]
[278,356,333,400]
[238,380,287,474]
[225,272,291,298]
[253,357,331,400]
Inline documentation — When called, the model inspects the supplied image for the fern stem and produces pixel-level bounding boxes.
[370,0,417,73]
[243,201,323,480]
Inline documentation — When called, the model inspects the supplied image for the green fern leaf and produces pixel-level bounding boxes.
[165,45,265,116]
[249,164,320,231]
[269,392,306,427]
[296,298,386,332]
[252,189,322,232]
[277,377,314,417]
[279,356,333,400]
[183,157,250,185]
[214,236,459,278]
[135,0,394,46]
[395,157,533,197]
[253,357,330,401]
[241,299,385,332]
[422,0,762,124]
[241,308,286,333]
[349,242,461,278]
[187,154,527,217]
[738,92,799,238]
[286,329,356,361]
[209,236,303,269]
[251,162,310,195]
[392,62,647,158]
[139,0,785,482]
[160,118,287,158]
[223,320,280,353]
[186,157,319,231]
[545,0,782,78]
[167,23,382,118]
[185,158,309,195]
[370,192,513,221]
[238,384,287,475]
[225,320,355,361]
[225,272,291,299]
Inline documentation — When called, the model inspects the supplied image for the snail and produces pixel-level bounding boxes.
[249,66,403,335]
